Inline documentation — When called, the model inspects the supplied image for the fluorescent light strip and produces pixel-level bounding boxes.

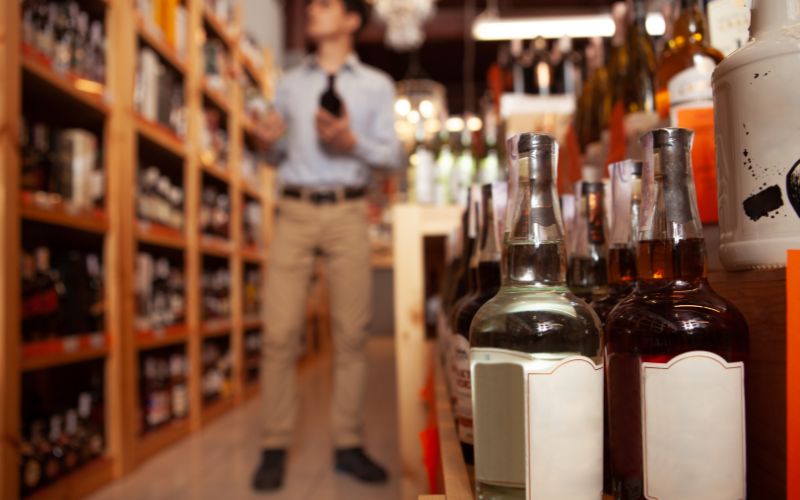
[472,13,666,41]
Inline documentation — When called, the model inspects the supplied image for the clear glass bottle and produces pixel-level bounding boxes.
[470,133,603,499]
[592,160,642,325]
[605,128,749,500]
[567,169,609,303]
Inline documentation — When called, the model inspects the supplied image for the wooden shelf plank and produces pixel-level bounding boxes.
[242,315,262,330]
[243,382,260,401]
[21,191,108,234]
[241,55,264,89]
[202,7,235,48]
[135,324,189,350]
[240,178,262,200]
[201,395,235,425]
[21,332,109,372]
[134,114,186,159]
[201,235,233,257]
[135,418,190,465]
[200,159,231,184]
[24,456,114,500]
[201,319,232,337]
[202,82,231,114]
[135,14,188,75]
[241,246,264,263]
[21,45,109,114]
[137,220,186,249]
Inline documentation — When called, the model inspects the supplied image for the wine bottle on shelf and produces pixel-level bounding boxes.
[605,128,749,500]
[567,168,609,303]
[655,0,724,224]
[449,187,482,463]
[33,247,65,341]
[452,183,506,467]
[45,415,64,482]
[320,74,343,117]
[530,37,552,96]
[470,134,603,498]
[552,36,581,96]
[61,410,81,472]
[20,421,44,495]
[592,160,642,325]
[76,391,104,460]
[170,353,189,419]
[608,0,658,163]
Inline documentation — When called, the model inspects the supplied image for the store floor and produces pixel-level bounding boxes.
[90,337,401,500]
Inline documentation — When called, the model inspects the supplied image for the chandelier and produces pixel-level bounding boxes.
[373,0,436,51]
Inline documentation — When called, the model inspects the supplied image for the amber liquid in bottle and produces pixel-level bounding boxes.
[655,0,724,118]
[605,129,749,500]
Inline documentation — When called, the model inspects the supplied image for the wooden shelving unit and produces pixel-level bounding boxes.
[0,1,275,498]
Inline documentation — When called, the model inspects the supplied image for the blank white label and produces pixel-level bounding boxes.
[641,351,746,500]
[471,349,603,499]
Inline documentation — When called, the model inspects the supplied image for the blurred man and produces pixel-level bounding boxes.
[251,0,402,491]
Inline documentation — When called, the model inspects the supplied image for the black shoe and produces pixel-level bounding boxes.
[252,448,287,491]
[334,447,388,484]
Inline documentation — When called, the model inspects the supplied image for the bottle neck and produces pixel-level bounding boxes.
[504,156,567,286]
[671,0,710,44]
[638,133,707,282]
[751,0,800,37]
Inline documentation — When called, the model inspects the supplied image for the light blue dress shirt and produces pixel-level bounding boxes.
[272,54,403,189]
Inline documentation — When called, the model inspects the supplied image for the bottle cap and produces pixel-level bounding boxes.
[515,132,557,157]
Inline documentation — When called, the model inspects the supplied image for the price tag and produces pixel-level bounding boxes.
[62,336,79,353]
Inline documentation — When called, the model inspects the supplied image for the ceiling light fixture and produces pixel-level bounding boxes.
[472,12,666,41]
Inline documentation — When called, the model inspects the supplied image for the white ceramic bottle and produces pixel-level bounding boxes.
[712,0,800,270]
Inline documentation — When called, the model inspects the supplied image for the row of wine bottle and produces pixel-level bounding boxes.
[202,265,231,321]
[140,347,189,432]
[440,128,748,499]
[22,248,104,343]
[20,391,105,496]
[135,252,186,332]
[22,0,106,83]
[21,120,104,213]
[138,165,185,232]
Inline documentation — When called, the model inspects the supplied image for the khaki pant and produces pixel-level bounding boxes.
[261,197,372,448]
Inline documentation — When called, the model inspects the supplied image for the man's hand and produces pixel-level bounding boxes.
[316,107,357,154]
[255,110,286,151]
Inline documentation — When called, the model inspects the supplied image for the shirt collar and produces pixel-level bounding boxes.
[304,53,361,74]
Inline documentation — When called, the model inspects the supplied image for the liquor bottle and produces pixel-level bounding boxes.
[605,128,748,500]
[20,421,44,495]
[33,247,64,340]
[578,38,610,157]
[61,410,81,472]
[452,130,475,207]
[449,186,482,462]
[567,168,609,303]
[592,160,641,325]
[607,0,658,163]
[478,125,501,185]
[45,415,64,482]
[528,37,552,96]
[170,353,189,419]
[509,39,526,94]
[319,74,343,117]
[452,183,505,466]
[76,392,104,461]
[712,0,800,270]
[551,36,581,96]
[434,131,455,206]
[655,0,723,224]
[470,133,603,498]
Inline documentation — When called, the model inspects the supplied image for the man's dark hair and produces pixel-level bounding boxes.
[343,0,370,32]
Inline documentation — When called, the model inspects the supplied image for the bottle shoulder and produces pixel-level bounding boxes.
[605,280,749,354]
[470,286,602,354]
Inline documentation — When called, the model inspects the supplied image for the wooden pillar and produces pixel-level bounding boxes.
[393,204,462,499]
[0,0,22,497]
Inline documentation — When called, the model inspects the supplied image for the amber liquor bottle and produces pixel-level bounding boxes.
[605,128,749,500]
[592,160,642,325]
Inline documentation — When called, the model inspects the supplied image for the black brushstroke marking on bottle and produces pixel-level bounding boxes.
[743,149,749,157]
[787,158,800,217]
[754,73,760,79]
[743,185,784,221]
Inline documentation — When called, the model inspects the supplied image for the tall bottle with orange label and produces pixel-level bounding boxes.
[656,0,724,224]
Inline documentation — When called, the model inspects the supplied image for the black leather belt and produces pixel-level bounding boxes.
[282,186,367,205]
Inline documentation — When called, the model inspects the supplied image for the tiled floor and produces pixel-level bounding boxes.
[90,337,401,500]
